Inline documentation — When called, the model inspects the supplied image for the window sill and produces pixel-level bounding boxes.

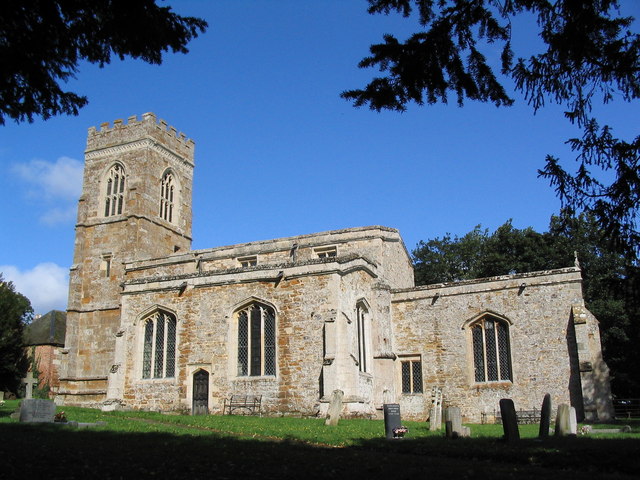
[471,381,513,389]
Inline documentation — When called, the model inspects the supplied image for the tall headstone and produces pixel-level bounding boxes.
[19,399,56,423]
[499,398,520,443]
[429,386,443,431]
[555,403,571,436]
[21,371,38,399]
[383,403,402,439]
[325,389,344,426]
[538,393,552,438]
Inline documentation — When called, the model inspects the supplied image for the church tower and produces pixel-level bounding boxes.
[58,113,195,404]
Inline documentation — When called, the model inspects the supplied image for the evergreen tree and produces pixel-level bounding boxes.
[0,274,32,394]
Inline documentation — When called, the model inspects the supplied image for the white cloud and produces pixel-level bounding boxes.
[40,206,78,226]
[12,156,83,226]
[12,156,83,199]
[0,263,68,315]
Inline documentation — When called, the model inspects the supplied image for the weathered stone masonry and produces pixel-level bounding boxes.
[57,114,614,422]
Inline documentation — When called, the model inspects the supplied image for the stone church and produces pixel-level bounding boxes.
[57,113,613,422]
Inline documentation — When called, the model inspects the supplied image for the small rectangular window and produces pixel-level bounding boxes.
[238,256,257,267]
[400,356,423,394]
[315,246,337,258]
[101,255,112,278]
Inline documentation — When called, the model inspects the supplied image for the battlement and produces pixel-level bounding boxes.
[86,113,195,161]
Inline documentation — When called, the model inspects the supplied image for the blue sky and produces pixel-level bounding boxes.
[1,1,638,315]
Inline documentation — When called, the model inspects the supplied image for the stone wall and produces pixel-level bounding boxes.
[391,268,606,422]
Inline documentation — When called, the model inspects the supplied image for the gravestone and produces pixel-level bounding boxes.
[444,407,464,438]
[499,398,520,443]
[19,398,56,423]
[569,407,578,435]
[555,403,571,436]
[383,403,402,439]
[325,389,344,426]
[429,386,443,431]
[21,371,38,399]
[538,393,552,438]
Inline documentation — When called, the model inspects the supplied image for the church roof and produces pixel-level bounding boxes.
[24,310,66,347]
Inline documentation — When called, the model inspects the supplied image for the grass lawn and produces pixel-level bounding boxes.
[1,400,638,479]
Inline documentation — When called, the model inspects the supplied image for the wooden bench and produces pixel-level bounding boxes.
[613,398,640,419]
[223,394,262,415]
[493,408,541,425]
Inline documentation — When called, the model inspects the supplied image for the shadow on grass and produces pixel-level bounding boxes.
[1,422,639,479]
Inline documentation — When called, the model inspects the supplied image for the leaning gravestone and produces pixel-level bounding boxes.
[539,393,552,438]
[499,398,520,443]
[325,389,344,426]
[19,398,56,423]
[383,403,402,439]
[555,403,571,436]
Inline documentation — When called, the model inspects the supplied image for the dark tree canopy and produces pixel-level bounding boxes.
[344,0,640,258]
[412,212,640,396]
[0,274,32,393]
[0,0,208,125]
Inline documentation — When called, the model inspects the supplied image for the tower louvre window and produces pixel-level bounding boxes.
[160,171,175,223]
[104,164,126,217]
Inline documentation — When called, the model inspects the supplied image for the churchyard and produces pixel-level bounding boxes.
[1,399,638,479]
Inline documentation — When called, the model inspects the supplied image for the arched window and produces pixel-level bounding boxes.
[356,302,370,373]
[471,315,512,382]
[104,164,126,217]
[159,171,175,223]
[236,303,276,377]
[142,310,177,379]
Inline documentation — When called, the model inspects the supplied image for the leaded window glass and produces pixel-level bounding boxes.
[356,303,368,373]
[104,164,126,217]
[236,303,276,377]
[141,310,177,379]
[401,358,423,394]
[471,316,512,383]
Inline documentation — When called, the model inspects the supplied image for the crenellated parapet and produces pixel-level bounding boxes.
[86,112,195,162]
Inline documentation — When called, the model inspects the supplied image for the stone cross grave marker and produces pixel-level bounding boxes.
[538,393,552,438]
[19,398,56,423]
[383,403,402,439]
[21,371,38,399]
[499,398,520,443]
[555,404,571,436]
[325,389,344,426]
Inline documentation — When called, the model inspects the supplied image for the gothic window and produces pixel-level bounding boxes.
[400,356,423,394]
[236,303,276,377]
[356,302,369,373]
[142,310,177,379]
[160,171,175,223]
[104,164,126,217]
[471,315,512,383]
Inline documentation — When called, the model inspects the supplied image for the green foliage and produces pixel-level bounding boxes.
[413,212,640,396]
[0,0,208,125]
[346,1,640,259]
[0,274,32,394]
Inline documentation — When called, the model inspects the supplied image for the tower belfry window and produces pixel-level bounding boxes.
[104,164,126,217]
[160,171,175,223]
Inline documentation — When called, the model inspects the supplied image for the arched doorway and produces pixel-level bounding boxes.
[192,369,209,415]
